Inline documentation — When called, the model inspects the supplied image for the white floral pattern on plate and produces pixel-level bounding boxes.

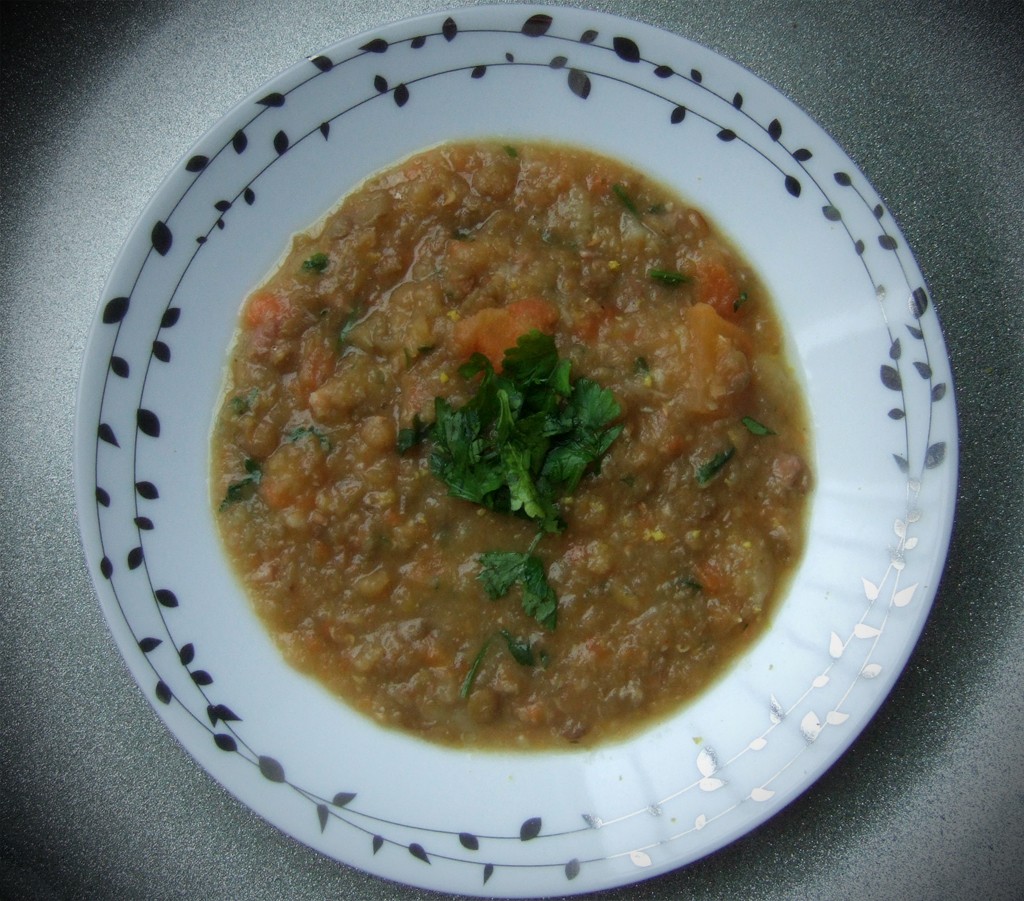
[74,6,957,897]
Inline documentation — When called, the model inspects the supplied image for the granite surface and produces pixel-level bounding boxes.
[1,1,1022,899]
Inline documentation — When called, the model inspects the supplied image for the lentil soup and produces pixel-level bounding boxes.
[210,140,813,749]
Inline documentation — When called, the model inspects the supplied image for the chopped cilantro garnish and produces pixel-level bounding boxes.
[400,329,622,630]
[301,252,329,273]
[648,268,691,286]
[503,145,518,158]
[219,458,261,509]
[696,446,735,486]
[734,291,750,311]
[612,183,640,218]
[229,387,259,415]
[478,547,558,631]
[460,628,537,699]
[396,413,430,454]
[741,416,776,436]
[287,425,331,449]
[426,330,621,534]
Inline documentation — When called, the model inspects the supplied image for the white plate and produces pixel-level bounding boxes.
[74,5,958,896]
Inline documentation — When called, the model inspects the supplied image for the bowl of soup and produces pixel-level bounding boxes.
[75,6,957,897]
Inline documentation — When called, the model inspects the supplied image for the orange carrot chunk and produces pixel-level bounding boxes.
[453,297,559,369]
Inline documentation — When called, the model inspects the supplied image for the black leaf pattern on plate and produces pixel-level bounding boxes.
[361,39,388,54]
[889,408,906,420]
[913,361,932,379]
[580,29,598,43]
[136,480,159,499]
[273,131,289,155]
[393,84,410,107]
[98,424,119,447]
[932,383,947,401]
[137,409,160,437]
[317,804,329,832]
[155,588,178,608]
[784,176,801,197]
[732,92,743,109]
[874,203,885,219]
[459,832,479,850]
[333,791,356,807]
[568,69,591,99]
[612,36,641,63]
[855,239,865,255]
[138,637,161,652]
[310,54,334,71]
[374,74,388,93]
[258,92,285,107]
[890,338,902,359]
[471,64,486,78]
[214,733,237,752]
[409,843,430,864]
[161,307,181,328]
[319,122,330,140]
[96,487,111,507]
[191,670,213,686]
[793,148,813,161]
[768,118,782,140]
[102,296,130,324]
[878,234,898,250]
[654,64,673,78]
[259,756,285,782]
[232,130,247,153]
[670,105,686,124]
[520,817,542,840]
[185,155,208,172]
[127,547,143,569]
[823,205,841,221]
[483,863,494,883]
[244,187,255,204]
[372,835,384,854]
[179,643,195,665]
[522,13,552,36]
[100,556,113,578]
[153,341,171,363]
[907,324,924,339]
[690,68,702,83]
[155,680,172,704]
[565,858,581,880]
[834,171,852,186]
[925,442,946,468]
[151,221,172,255]
[442,17,457,41]
[110,356,129,378]
[911,287,929,318]
[134,516,153,530]
[894,453,910,473]
[214,200,231,213]
[880,365,902,391]
[717,129,736,141]
[550,55,567,69]
[411,35,426,49]
[207,703,241,725]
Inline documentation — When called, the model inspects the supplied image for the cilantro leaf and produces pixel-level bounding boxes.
[696,446,735,485]
[219,458,262,510]
[478,549,558,630]
[396,413,430,454]
[301,252,329,273]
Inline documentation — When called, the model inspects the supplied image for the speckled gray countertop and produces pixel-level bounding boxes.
[1,1,1022,899]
